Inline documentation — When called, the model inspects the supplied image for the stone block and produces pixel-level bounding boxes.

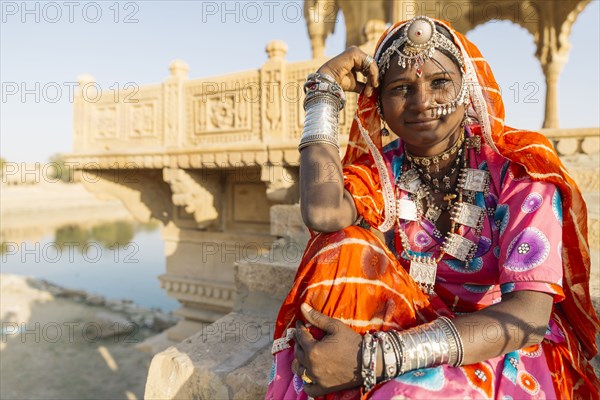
[145,312,273,400]
[224,344,272,399]
[145,346,202,399]
[270,204,310,248]
[234,255,298,317]
[93,311,135,338]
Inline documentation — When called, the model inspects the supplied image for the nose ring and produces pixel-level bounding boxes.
[430,100,438,117]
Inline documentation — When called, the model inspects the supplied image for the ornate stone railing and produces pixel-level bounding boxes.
[69,41,358,172]
[542,127,600,156]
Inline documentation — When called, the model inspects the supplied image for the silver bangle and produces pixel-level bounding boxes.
[304,72,346,110]
[361,332,378,392]
[396,318,464,374]
[376,331,398,381]
[307,71,339,86]
[298,137,339,152]
[299,96,340,152]
[304,91,342,111]
[439,317,464,367]
[388,330,404,374]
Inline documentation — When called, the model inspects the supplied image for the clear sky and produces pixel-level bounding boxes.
[1,0,598,162]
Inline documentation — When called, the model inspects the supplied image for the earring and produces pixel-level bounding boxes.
[380,120,390,136]
[376,99,384,118]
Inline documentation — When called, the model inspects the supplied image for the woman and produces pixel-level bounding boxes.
[266,16,599,399]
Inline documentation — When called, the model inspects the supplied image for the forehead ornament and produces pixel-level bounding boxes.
[376,16,465,79]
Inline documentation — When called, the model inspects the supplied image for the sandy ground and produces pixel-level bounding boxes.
[0,274,153,400]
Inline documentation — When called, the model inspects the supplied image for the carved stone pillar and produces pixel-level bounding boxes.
[533,1,590,129]
[541,58,566,129]
[304,0,338,58]
[163,60,189,148]
[359,19,388,57]
[162,167,224,341]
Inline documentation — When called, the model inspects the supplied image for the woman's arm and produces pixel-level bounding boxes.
[300,145,356,232]
[453,290,553,365]
[299,47,379,232]
[294,290,553,398]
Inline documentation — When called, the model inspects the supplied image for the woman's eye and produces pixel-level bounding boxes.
[432,79,450,88]
[392,85,409,93]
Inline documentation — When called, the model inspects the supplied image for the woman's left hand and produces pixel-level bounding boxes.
[292,303,363,397]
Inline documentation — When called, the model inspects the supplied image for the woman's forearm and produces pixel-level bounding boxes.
[300,145,356,232]
[453,290,553,365]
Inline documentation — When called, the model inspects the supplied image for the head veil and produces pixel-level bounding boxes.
[342,18,599,359]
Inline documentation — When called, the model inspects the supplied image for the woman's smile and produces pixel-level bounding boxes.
[404,117,439,129]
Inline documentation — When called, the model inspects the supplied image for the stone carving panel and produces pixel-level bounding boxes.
[164,81,180,143]
[185,73,260,145]
[94,106,118,139]
[193,93,250,133]
[129,101,158,138]
[120,86,163,144]
[264,70,282,132]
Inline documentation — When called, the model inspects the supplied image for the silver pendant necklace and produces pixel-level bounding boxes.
[395,136,488,294]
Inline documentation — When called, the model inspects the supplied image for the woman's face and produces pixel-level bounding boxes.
[379,49,465,156]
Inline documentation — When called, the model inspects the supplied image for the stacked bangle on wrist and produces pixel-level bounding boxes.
[361,317,464,393]
[361,332,378,392]
[376,331,399,380]
[298,72,345,152]
[304,72,347,110]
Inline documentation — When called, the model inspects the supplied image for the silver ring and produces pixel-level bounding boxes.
[361,55,374,73]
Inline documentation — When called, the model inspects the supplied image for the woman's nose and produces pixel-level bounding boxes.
[408,84,433,113]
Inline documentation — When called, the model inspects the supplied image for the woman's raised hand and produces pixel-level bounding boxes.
[292,303,363,397]
[317,46,380,97]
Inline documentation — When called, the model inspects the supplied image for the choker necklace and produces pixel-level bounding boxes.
[395,137,490,294]
[404,129,465,173]
[416,146,464,193]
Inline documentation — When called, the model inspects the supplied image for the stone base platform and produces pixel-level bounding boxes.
[145,247,299,399]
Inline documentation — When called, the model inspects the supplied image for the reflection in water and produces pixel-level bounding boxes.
[1,220,179,312]
[54,221,147,251]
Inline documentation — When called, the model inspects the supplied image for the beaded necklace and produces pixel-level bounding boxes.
[394,136,490,294]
